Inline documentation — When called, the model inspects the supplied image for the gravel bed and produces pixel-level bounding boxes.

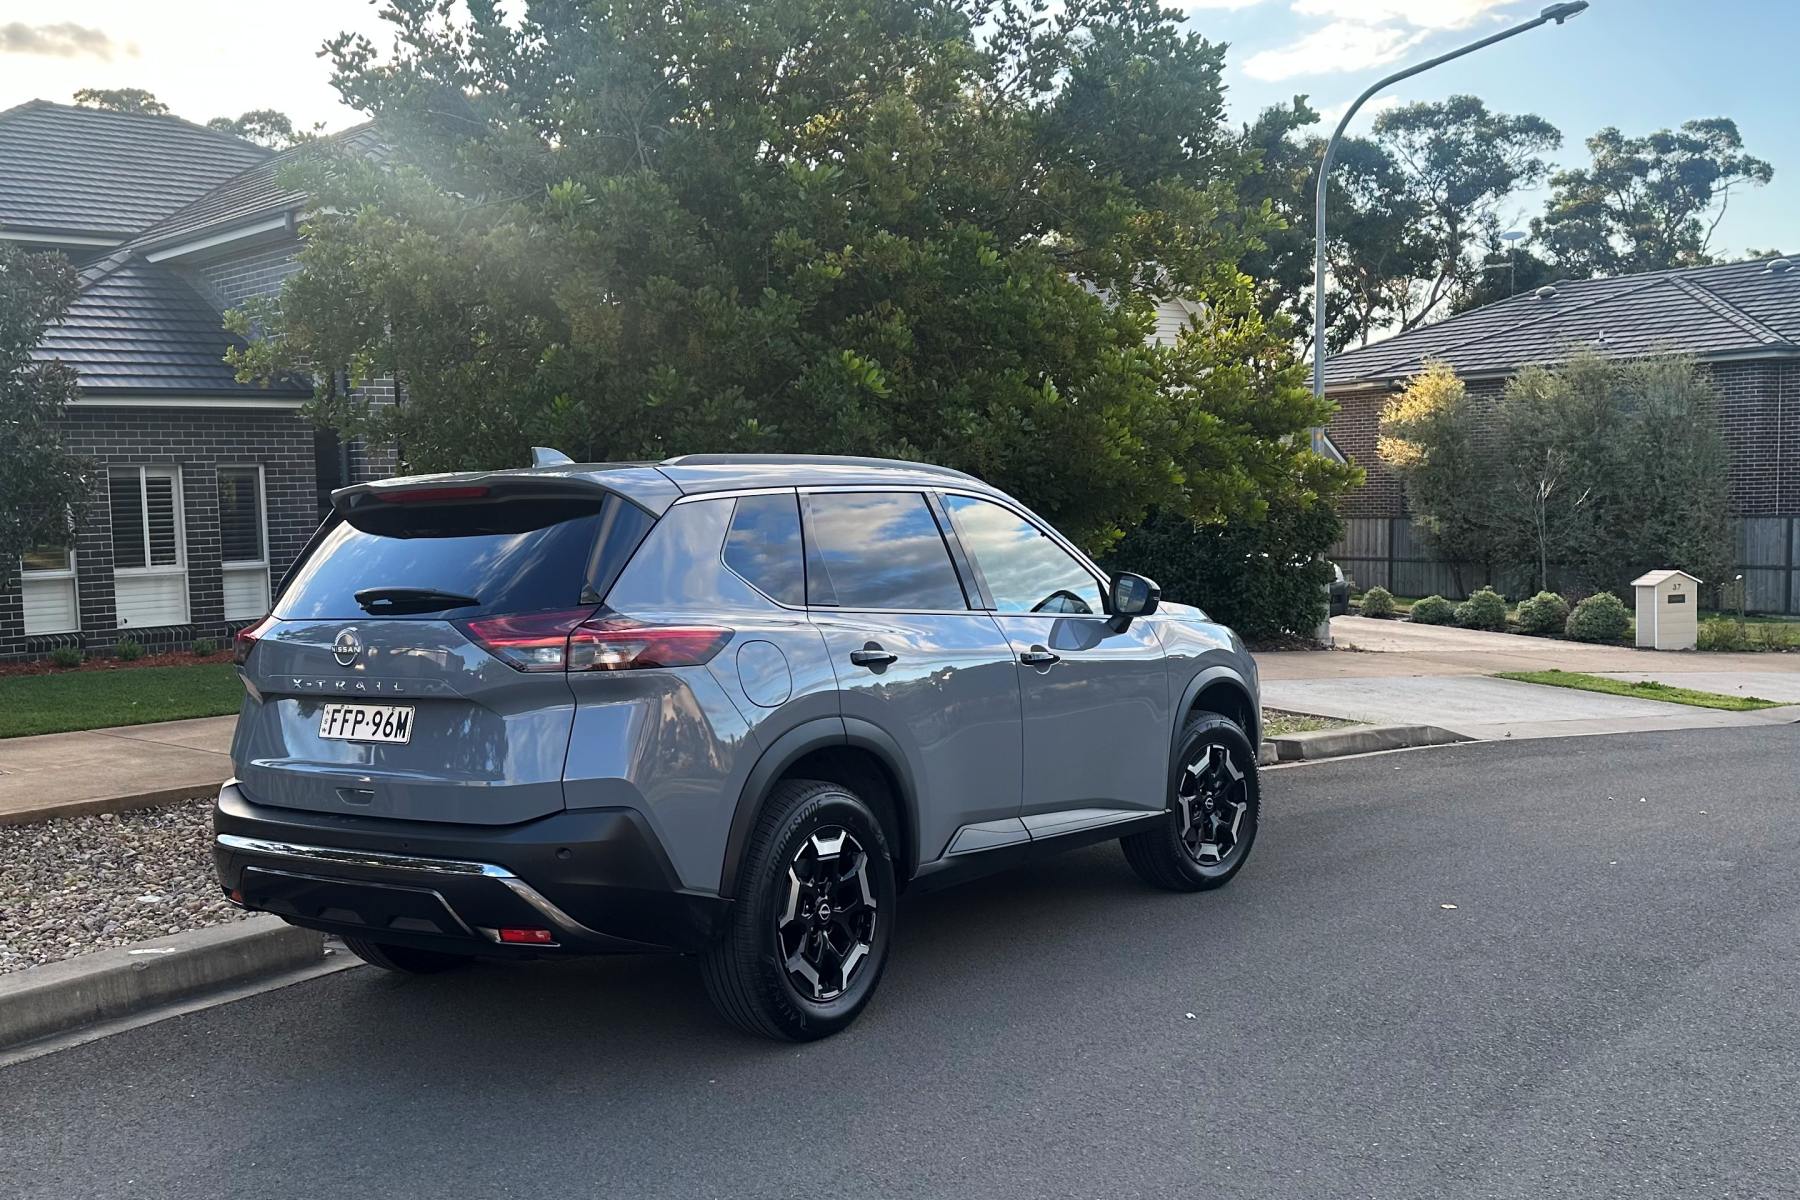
[0,798,248,973]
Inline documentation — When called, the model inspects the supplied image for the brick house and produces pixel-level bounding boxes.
[1321,257,1800,612]
[0,101,388,658]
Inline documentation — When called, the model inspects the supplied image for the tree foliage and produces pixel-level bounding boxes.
[1380,354,1732,598]
[0,243,88,569]
[206,109,301,148]
[230,0,1354,552]
[71,87,170,115]
[1538,118,1774,277]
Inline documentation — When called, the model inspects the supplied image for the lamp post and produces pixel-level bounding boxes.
[1311,2,1589,432]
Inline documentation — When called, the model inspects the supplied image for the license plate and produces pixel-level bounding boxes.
[318,703,414,744]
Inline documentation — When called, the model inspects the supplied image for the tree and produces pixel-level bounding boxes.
[1451,232,1556,313]
[0,243,88,570]
[207,109,300,148]
[1369,96,1560,329]
[1538,118,1774,277]
[71,87,170,115]
[1376,359,1498,591]
[230,0,1355,554]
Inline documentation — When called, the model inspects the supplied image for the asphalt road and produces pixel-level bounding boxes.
[5,726,1800,1199]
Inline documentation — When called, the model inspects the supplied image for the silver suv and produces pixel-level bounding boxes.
[215,454,1263,1040]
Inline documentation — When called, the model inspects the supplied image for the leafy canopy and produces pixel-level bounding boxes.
[71,87,170,115]
[230,0,1353,551]
[0,243,88,569]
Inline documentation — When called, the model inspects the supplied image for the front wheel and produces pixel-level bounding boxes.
[701,779,896,1041]
[1120,713,1260,892]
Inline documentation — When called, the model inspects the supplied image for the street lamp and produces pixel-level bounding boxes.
[1310,2,1590,436]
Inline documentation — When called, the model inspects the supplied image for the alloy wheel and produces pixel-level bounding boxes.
[1176,743,1250,868]
[776,827,878,1002]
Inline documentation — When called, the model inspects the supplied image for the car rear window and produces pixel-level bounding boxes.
[723,493,805,606]
[275,493,654,620]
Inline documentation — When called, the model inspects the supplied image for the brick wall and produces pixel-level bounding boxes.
[184,241,303,312]
[0,406,317,659]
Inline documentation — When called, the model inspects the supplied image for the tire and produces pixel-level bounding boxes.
[342,935,472,975]
[701,779,897,1041]
[1120,713,1260,892]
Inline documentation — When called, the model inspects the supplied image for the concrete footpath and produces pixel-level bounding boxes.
[1259,616,1800,741]
[0,715,235,825]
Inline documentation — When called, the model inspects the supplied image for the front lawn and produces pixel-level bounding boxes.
[0,663,244,738]
[1494,670,1781,712]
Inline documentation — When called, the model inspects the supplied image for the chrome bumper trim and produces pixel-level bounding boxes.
[215,833,608,944]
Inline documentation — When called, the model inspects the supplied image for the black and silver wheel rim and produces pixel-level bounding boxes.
[776,827,878,1003]
[1176,743,1250,869]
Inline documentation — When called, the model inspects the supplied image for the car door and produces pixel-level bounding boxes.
[800,489,1025,866]
[938,492,1169,830]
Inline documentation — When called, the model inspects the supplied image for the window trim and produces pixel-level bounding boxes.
[109,465,187,578]
[217,463,270,570]
[934,488,1110,617]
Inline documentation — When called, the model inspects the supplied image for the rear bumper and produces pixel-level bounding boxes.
[212,781,729,955]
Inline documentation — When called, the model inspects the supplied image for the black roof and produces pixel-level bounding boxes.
[33,251,311,397]
[129,124,383,250]
[0,100,269,240]
[1325,256,1800,390]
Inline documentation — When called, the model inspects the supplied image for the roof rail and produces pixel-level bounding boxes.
[659,453,981,481]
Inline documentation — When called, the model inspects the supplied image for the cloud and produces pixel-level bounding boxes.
[1292,0,1514,29]
[1313,92,1401,130]
[1182,0,1270,8]
[1242,19,1431,80]
[0,22,122,61]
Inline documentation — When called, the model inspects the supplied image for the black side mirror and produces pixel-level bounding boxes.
[1108,572,1161,629]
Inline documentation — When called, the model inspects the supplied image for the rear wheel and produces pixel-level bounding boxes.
[701,779,896,1041]
[1120,713,1260,892]
[342,935,472,975]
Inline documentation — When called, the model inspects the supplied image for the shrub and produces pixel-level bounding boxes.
[47,645,83,669]
[1515,591,1571,636]
[1565,592,1630,643]
[1750,622,1800,651]
[1409,595,1456,625]
[1105,503,1340,642]
[1455,587,1508,631]
[1698,619,1750,652]
[192,638,219,657]
[114,637,145,662]
[1357,586,1396,618]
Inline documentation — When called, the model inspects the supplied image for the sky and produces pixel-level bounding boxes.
[0,0,1793,254]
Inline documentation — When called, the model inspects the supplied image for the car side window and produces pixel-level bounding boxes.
[941,494,1103,615]
[801,491,968,610]
[723,493,805,606]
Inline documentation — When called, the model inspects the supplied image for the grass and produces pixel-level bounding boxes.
[1494,669,1782,712]
[1262,709,1361,737]
[0,663,244,739]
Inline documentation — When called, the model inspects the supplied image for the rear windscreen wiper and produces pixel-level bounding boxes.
[354,587,483,614]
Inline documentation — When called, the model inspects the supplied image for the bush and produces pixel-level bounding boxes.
[1105,503,1340,642]
[1515,591,1571,636]
[1565,592,1630,643]
[191,638,218,657]
[1409,595,1456,625]
[47,645,84,669]
[114,637,145,662]
[1455,587,1508,631]
[1357,586,1396,618]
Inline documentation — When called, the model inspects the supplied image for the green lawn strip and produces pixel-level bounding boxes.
[0,663,244,738]
[1493,669,1781,712]
[1262,709,1362,737]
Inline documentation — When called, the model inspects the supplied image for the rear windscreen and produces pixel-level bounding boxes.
[275,494,654,620]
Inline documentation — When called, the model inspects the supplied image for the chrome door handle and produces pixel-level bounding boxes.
[849,648,898,668]
[1019,648,1060,667]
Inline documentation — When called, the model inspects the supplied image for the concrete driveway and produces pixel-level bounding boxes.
[1256,617,1800,740]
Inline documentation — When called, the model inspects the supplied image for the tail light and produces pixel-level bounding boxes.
[234,615,279,666]
[455,610,732,673]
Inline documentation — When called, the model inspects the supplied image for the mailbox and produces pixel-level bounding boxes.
[1631,570,1701,651]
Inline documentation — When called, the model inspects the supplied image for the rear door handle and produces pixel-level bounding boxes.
[1019,648,1060,667]
[849,648,898,668]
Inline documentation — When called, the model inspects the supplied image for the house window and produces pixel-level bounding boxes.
[108,466,189,629]
[218,466,270,619]
[19,541,79,636]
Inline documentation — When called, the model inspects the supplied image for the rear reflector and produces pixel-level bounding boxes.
[375,485,491,504]
[455,610,732,673]
[233,614,279,666]
[498,928,555,944]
